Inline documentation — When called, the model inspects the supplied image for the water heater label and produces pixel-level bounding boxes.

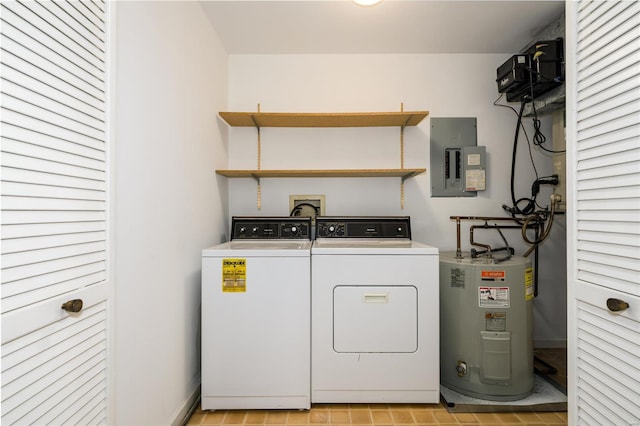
[222,258,246,292]
[481,270,506,281]
[525,267,534,300]
[450,268,466,288]
[479,287,510,308]
[485,312,507,331]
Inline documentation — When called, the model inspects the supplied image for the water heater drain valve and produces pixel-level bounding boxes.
[456,360,468,377]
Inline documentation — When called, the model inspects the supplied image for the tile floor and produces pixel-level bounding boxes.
[186,403,568,425]
[187,349,568,426]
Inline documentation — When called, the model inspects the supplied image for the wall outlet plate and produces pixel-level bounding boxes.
[289,194,326,218]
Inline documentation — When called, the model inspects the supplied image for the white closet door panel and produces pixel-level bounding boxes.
[2,271,106,314]
[1,281,108,344]
[1,55,102,115]
[1,0,109,419]
[578,2,639,59]
[574,283,640,423]
[2,250,106,284]
[2,182,105,205]
[64,0,106,34]
[1,320,105,386]
[577,219,640,234]
[577,109,640,140]
[28,0,105,62]
[1,229,105,255]
[577,98,640,133]
[577,86,640,126]
[1,241,106,270]
[2,210,105,225]
[2,141,105,176]
[2,308,106,368]
[2,194,105,212]
[575,121,639,152]
[577,174,640,193]
[2,332,106,424]
[579,240,640,259]
[1,92,104,143]
[2,0,104,74]
[2,78,105,132]
[578,66,640,113]
[40,0,105,44]
[578,260,638,285]
[577,161,640,183]
[1,64,104,120]
[2,109,105,152]
[578,209,640,223]
[2,151,104,181]
[0,10,104,90]
[1,32,104,100]
[1,168,105,192]
[1,220,104,240]
[577,197,639,211]
[577,184,640,202]
[570,2,640,421]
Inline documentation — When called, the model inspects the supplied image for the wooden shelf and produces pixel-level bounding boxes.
[219,111,429,128]
[216,168,426,180]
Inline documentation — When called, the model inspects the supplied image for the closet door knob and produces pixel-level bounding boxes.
[606,298,629,312]
[61,299,83,313]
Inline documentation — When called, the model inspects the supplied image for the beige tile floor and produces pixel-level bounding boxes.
[187,403,568,425]
[188,349,568,425]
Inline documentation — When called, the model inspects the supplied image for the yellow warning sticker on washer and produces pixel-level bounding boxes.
[525,267,534,300]
[222,258,246,292]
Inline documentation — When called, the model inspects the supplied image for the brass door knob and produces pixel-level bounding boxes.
[61,299,83,313]
[606,298,629,312]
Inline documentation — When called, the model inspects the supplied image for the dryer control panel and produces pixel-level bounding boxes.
[231,217,311,240]
[316,216,411,239]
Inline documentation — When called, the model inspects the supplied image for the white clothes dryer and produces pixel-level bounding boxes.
[311,216,440,403]
[201,217,312,410]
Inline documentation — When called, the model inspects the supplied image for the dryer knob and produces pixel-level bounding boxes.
[252,226,258,233]
[291,226,298,234]
[328,225,336,233]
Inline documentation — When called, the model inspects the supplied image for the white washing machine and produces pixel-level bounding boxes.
[311,216,440,403]
[201,217,312,410]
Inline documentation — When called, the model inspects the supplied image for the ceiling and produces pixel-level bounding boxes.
[200,0,565,55]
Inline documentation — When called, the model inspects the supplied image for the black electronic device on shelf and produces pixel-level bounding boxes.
[496,38,564,103]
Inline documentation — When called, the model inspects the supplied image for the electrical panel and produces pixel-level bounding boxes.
[431,117,486,197]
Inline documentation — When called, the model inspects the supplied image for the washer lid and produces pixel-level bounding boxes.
[203,240,312,257]
[312,239,438,255]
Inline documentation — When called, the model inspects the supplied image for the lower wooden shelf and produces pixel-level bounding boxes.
[215,168,426,180]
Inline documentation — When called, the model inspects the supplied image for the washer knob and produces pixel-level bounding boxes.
[328,225,336,233]
[252,226,258,233]
[291,226,298,234]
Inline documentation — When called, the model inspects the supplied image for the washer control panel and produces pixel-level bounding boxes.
[316,216,411,239]
[231,217,311,240]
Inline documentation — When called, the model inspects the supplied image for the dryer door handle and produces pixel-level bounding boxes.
[363,294,389,303]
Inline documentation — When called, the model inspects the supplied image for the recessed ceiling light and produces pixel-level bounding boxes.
[353,0,382,6]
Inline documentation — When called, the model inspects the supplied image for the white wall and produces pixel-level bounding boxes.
[114,2,228,424]
[226,54,567,346]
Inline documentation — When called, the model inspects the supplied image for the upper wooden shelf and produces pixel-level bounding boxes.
[219,111,429,128]
[216,168,426,180]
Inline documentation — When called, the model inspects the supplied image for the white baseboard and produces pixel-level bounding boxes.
[172,384,201,426]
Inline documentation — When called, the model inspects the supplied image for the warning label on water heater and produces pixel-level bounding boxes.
[479,286,510,308]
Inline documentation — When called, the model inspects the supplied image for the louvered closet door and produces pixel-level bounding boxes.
[569,0,640,425]
[1,0,110,424]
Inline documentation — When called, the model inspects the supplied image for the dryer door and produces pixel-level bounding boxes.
[333,286,418,353]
